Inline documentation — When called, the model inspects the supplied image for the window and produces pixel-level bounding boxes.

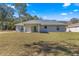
[44,26,47,29]
[34,26,37,32]
[57,27,59,31]
[20,26,24,32]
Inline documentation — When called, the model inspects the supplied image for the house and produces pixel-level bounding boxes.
[15,20,67,33]
[66,23,79,32]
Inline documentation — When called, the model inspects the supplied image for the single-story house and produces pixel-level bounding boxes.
[15,20,67,33]
[66,23,79,32]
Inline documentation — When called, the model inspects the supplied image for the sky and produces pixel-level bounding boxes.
[26,3,79,21]
[7,3,79,21]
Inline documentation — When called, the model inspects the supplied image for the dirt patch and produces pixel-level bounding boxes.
[22,41,79,56]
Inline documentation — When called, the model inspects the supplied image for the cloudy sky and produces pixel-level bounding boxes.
[26,3,79,21]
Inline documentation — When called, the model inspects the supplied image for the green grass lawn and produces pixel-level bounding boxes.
[0,32,79,55]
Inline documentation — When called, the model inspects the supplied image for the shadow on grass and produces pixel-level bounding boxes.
[23,41,79,56]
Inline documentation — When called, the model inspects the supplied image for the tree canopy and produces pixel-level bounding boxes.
[0,3,40,30]
[69,18,79,24]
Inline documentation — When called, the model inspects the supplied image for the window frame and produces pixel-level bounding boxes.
[56,27,60,31]
[44,26,47,29]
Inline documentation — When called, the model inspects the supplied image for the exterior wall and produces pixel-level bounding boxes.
[23,26,27,32]
[16,25,66,32]
[31,25,38,32]
[24,24,40,33]
[40,25,66,32]
[16,25,24,32]
[26,25,32,33]
[66,27,79,32]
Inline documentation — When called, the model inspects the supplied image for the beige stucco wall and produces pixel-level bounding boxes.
[16,25,23,32]
[24,24,40,33]
[66,27,79,32]
[16,24,66,32]
[40,25,66,32]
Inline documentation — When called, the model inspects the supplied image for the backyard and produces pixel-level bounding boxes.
[0,32,79,56]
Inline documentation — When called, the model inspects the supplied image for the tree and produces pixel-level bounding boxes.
[0,3,41,30]
[70,18,79,24]
[18,14,40,22]
[32,15,39,20]
[14,3,27,17]
[14,3,40,21]
[0,4,14,30]
[14,3,27,23]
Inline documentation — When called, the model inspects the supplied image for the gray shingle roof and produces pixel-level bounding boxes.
[15,20,67,26]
